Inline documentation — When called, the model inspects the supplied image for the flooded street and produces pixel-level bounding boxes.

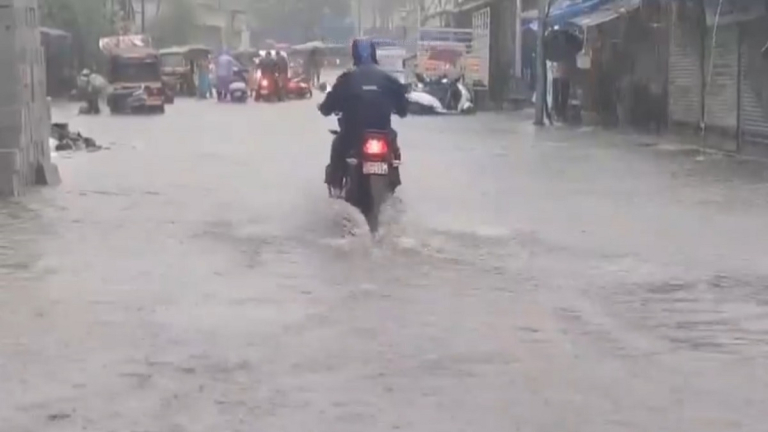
[2,97,768,431]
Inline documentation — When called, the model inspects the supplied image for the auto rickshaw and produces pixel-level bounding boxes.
[159,45,211,99]
[105,47,166,114]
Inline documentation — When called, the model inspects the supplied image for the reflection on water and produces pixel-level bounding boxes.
[0,199,48,285]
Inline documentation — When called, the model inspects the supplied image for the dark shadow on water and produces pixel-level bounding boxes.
[0,198,49,284]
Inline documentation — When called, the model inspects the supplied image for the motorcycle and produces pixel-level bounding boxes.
[327,124,400,233]
[406,73,474,115]
[228,69,249,103]
[253,73,283,102]
[285,75,312,99]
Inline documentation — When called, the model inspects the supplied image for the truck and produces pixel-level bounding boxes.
[402,27,488,89]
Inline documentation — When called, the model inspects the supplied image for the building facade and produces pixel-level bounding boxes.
[0,0,58,196]
[193,0,248,51]
[131,0,249,50]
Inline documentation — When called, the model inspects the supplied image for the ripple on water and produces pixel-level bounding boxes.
[605,274,768,356]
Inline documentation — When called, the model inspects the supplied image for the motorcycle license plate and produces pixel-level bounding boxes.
[362,162,388,175]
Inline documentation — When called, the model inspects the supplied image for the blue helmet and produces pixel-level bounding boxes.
[351,38,377,66]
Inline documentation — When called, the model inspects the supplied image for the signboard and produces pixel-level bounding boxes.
[419,28,473,50]
[704,0,765,25]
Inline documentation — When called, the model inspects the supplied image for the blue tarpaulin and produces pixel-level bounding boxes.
[522,0,612,27]
[523,0,640,30]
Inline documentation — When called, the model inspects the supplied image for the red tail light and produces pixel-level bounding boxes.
[363,137,388,155]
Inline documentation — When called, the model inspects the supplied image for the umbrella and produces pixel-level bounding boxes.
[544,28,583,62]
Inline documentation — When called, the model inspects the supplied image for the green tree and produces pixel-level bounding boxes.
[39,0,112,70]
[149,0,200,48]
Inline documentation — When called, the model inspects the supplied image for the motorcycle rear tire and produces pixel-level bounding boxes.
[363,175,391,234]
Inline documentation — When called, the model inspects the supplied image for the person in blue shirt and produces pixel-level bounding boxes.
[215,49,241,100]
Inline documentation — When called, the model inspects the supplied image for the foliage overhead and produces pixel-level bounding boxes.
[39,0,112,69]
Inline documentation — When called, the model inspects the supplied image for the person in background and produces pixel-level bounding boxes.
[275,51,289,95]
[306,47,322,86]
[551,59,572,122]
[248,57,260,97]
[77,69,107,114]
[209,62,217,98]
[258,51,277,79]
[197,58,212,99]
[215,49,240,100]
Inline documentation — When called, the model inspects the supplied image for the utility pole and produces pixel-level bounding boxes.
[533,0,547,126]
[141,0,146,32]
[515,0,522,77]
[357,0,363,36]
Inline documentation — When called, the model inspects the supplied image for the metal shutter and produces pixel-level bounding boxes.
[739,20,768,145]
[703,24,739,133]
[668,20,703,126]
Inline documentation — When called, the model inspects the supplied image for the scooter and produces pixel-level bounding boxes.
[285,75,312,99]
[228,69,249,103]
[406,73,474,115]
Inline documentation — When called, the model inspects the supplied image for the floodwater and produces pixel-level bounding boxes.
[2,96,768,431]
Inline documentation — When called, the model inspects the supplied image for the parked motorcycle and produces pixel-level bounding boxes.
[285,75,312,99]
[253,74,283,102]
[407,73,474,115]
[327,125,400,233]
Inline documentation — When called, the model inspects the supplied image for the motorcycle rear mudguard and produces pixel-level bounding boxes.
[343,165,392,233]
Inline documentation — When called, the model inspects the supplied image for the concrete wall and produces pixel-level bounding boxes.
[0,0,58,196]
[195,1,248,50]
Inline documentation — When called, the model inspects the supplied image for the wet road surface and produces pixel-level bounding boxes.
[2,96,768,431]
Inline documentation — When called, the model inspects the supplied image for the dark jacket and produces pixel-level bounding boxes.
[318,64,408,134]
[276,55,289,75]
[259,57,278,75]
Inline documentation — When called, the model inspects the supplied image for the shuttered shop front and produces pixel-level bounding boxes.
[739,20,768,146]
[668,19,702,127]
[703,24,739,135]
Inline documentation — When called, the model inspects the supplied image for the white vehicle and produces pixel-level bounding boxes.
[407,73,474,115]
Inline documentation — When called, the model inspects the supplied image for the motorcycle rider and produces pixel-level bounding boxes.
[318,38,408,193]
[258,51,280,98]
[275,50,289,90]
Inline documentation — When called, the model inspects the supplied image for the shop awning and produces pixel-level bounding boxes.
[522,0,639,29]
[521,0,611,25]
[569,0,641,27]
